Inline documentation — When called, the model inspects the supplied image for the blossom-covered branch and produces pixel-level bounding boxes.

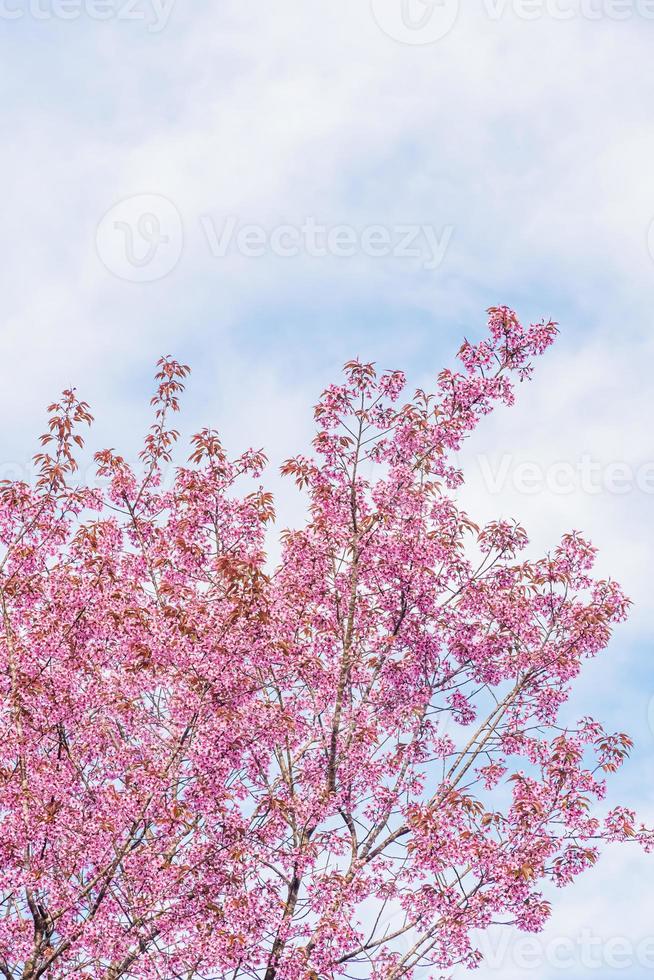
[0,309,649,979]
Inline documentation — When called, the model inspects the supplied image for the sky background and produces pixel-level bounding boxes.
[1,1,654,976]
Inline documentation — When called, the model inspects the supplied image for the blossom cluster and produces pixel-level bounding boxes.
[0,312,649,979]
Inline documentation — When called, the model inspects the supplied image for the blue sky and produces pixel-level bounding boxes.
[1,1,653,976]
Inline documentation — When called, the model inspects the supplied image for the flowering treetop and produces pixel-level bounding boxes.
[0,307,650,980]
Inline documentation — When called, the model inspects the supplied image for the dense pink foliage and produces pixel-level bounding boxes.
[0,308,650,979]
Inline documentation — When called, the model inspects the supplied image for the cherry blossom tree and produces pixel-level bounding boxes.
[0,308,650,980]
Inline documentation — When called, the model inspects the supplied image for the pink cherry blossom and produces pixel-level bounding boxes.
[0,310,650,979]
